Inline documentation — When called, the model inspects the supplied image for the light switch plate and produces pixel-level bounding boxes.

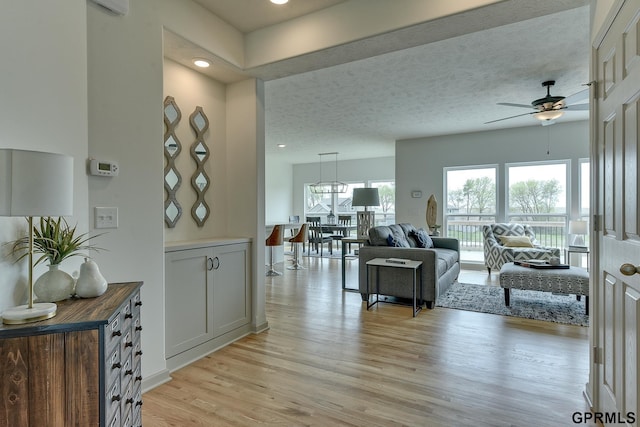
[95,207,118,229]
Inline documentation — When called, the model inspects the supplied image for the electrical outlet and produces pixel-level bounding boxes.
[95,207,118,229]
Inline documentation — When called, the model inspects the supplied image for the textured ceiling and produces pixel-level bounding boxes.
[164,1,591,165]
[264,5,590,163]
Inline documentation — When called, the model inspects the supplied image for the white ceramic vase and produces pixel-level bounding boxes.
[34,264,76,303]
[75,258,108,298]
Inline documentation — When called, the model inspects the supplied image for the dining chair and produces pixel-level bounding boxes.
[287,223,308,270]
[306,216,333,256]
[330,215,352,251]
[265,224,284,276]
[288,215,302,252]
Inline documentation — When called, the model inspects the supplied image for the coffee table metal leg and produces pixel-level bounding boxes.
[504,288,510,306]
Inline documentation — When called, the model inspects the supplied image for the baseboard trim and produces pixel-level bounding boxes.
[141,368,171,393]
[166,324,252,373]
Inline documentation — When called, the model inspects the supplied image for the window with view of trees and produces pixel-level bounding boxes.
[304,181,394,225]
[506,161,568,248]
[445,167,497,262]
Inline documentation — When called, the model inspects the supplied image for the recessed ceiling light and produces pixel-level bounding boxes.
[277,144,286,148]
[270,0,289,4]
[193,58,210,68]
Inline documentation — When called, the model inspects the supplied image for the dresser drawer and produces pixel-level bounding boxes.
[105,311,124,351]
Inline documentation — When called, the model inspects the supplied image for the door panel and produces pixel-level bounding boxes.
[595,1,640,424]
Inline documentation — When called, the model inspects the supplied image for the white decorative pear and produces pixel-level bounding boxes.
[75,258,108,298]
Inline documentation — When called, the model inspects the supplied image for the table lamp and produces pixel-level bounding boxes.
[352,188,380,239]
[0,149,74,324]
[569,219,588,248]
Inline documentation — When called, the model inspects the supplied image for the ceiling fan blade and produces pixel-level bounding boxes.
[484,111,535,124]
[564,103,589,111]
[497,102,533,109]
[564,88,589,105]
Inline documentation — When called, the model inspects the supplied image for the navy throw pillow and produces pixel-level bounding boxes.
[411,228,434,248]
[387,229,410,247]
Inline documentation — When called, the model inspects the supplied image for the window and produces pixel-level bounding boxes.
[507,161,568,248]
[370,181,395,225]
[579,159,590,218]
[445,166,497,262]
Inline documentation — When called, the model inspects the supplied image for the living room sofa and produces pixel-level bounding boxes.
[358,223,460,309]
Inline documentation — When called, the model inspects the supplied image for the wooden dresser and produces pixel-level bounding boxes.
[0,282,143,427]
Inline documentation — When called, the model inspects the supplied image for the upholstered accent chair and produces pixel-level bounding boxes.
[483,223,560,274]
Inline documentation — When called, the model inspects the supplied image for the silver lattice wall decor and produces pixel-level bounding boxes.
[163,96,182,228]
[189,106,211,227]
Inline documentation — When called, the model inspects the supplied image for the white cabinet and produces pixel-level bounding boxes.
[165,239,251,369]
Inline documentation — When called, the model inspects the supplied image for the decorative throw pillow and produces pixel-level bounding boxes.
[387,229,410,247]
[499,235,533,247]
[411,228,434,248]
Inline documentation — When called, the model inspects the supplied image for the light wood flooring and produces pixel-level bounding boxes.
[142,257,596,426]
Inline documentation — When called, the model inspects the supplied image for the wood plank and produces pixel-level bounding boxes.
[143,260,599,426]
[0,336,29,427]
[65,330,100,426]
[28,333,65,426]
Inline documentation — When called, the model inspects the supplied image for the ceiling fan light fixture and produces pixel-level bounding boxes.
[270,0,289,4]
[534,110,564,121]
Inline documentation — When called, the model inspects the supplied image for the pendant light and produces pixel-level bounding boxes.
[310,152,347,194]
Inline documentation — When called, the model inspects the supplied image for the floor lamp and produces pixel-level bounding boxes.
[352,188,380,239]
[0,149,74,324]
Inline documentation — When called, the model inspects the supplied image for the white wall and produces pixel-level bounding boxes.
[0,1,89,311]
[396,121,590,228]
[265,157,293,224]
[163,59,229,242]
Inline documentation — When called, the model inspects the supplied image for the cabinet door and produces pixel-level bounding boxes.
[165,248,214,357]
[212,243,251,337]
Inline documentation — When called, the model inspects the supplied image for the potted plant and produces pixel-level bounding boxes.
[11,217,101,302]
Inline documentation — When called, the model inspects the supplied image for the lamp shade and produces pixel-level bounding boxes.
[569,220,588,235]
[352,188,380,207]
[0,149,73,217]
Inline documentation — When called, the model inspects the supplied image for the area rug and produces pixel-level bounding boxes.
[436,282,589,326]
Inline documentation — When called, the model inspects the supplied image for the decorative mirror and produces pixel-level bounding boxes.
[163,96,183,228]
[189,106,211,227]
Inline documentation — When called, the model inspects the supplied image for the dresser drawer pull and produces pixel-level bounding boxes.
[125,341,133,348]
[135,350,143,356]
[112,330,122,337]
[135,325,143,331]
[135,400,143,407]
[112,362,121,369]
[134,301,142,307]
[124,313,133,319]
[126,397,135,405]
[111,395,121,402]
[125,369,133,376]
[135,375,143,382]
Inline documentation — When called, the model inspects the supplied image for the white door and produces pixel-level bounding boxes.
[594,0,640,423]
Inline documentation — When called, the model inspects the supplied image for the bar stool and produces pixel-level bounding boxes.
[265,224,284,276]
[287,223,308,270]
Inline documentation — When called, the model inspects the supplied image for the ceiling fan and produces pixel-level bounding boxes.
[485,80,589,126]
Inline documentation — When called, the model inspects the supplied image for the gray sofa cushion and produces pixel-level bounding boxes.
[368,225,393,246]
[434,248,459,270]
[387,226,411,247]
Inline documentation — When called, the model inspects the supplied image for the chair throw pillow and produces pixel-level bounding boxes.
[499,235,533,247]
[387,229,411,247]
[411,228,434,248]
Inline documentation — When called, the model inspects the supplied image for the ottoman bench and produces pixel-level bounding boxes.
[499,262,590,315]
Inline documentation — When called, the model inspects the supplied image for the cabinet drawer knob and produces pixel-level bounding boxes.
[112,363,121,369]
[212,256,220,270]
[125,313,133,319]
[135,375,143,382]
[125,369,133,376]
[136,400,143,407]
[111,395,121,402]
[112,330,122,337]
[135,301,143,307]
[135,350,143,356]
[126,398,135,404]
[135,326,143,331]
[125,341,133,348]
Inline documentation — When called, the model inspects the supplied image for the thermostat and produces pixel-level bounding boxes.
[89,159,119,177]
